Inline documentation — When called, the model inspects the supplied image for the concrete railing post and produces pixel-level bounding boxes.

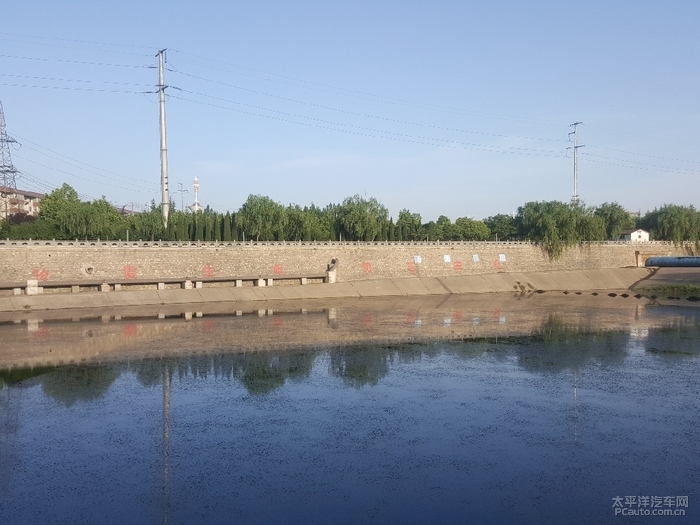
[256,278,266,287]
[26,279,41,295]
[266,278,274,287]
[182,280,193,289]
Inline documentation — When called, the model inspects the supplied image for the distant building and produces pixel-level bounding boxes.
[0,186,44,220]
[618,228,649,242]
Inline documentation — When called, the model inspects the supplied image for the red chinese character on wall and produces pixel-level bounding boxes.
[123,324,137,337]
[272,264,283,275]
[493,259,502,271]
[32,268,49,282]
[406,262,416,273]
[123,266,137,279]
[453,261,463,271]
[362,261,372,273]
[203,265,215,277]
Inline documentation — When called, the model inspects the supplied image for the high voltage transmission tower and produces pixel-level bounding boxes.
[567,122,584,204]
[0,101,20,220]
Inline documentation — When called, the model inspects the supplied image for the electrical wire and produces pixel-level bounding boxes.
[0,32,156,50]
[16,144,159,192]
[581,152,699,175]
[170,49,564,125]
[581,156,699,177]
[0,53,150,69]
[13,154,156,194]
[0,73,153,88]
[0,37,153,57]
[170,93,566,158]
[10,133,159,188]
[173,87,563,155]
[586,144,700,165]
[0,82,155,94]
[171,68,566,144]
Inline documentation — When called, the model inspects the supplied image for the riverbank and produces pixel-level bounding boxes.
[0,267,652,313]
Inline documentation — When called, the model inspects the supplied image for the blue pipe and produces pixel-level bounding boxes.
[645,257,700,267]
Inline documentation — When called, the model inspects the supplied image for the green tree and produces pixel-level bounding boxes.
[594,202,635,240]
[484,214,518,241]
[339,195,388,241]
[640,204,700,242]
[396,209,423,240]
[454,217,491,240]
[238,194,287,241]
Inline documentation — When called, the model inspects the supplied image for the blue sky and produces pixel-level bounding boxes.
[1,1,698,221]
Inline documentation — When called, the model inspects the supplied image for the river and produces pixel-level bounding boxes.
[1,295,698,524]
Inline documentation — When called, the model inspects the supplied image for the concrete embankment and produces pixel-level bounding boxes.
[0,267,652,313]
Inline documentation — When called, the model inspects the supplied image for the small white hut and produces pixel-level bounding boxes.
[618,229,649,242]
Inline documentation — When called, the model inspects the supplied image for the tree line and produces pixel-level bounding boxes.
[1,183,699,255]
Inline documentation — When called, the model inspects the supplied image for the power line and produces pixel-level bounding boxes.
[170,49,564,126]
[10,133,159,188]
[13,154,155,193]
[586,144,700,165]
[0,82,155,94]
[0,73,153,88]
[171,68,566,144]
[173,88,564,155]
[16,144,158,191]
[581,152,700,175]
[170,93,566,158]
[0,53,150,68]
[0,36,153,57]
[0,32,156,50]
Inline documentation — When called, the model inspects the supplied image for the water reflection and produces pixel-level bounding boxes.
[3,312,699,400]
[1,307,699,525]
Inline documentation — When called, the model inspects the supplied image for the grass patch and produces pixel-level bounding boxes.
[636,283,700,297]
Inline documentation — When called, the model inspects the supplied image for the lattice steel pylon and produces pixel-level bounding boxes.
[0,101,20,220]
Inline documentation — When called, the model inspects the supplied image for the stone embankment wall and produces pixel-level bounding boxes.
[0,240,692,283]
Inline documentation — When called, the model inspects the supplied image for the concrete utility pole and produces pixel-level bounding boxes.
[157,50,170,227]
[567,122,584,204]
[176,182,188,212]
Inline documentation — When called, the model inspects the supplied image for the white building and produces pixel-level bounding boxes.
[0,186,44,220]
[619,228,650,242]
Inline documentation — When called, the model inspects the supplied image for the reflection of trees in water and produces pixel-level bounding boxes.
[135,352,316,395]
[0,367,54,390]
[329,346,391,388]
[513,314,631,373]
[41,366,121,407]
[2,314,699,398]
[234,352,315,395]
[643,317,700,358]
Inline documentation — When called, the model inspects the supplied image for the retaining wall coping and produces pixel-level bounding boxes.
[0,239,686,249]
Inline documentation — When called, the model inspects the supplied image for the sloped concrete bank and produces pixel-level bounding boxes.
[0,267,652,313]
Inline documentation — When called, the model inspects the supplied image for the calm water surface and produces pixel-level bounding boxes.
[1,306,699,524]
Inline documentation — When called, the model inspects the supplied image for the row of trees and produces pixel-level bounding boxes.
[1,184,699,254]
